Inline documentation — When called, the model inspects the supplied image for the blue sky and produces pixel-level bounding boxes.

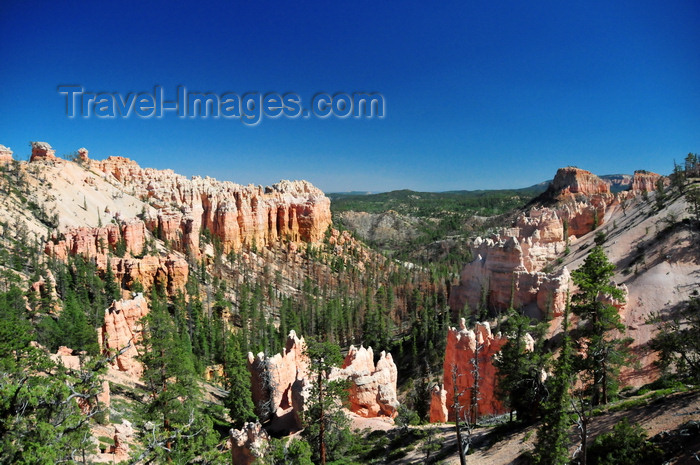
[1,0,698,192]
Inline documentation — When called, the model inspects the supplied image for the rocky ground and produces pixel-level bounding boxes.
[392,388,700,465]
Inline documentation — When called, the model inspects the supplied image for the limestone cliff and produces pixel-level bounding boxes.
[45,222,189,295]
[547,166,610,197]
[89,156,332,256]
[449,166,637,318]
[631,170,667,193]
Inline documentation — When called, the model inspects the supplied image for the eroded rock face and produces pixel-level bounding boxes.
[549,167,610,197]
[46,220,147,259]
[439,320,507,422]
[247,331,399,430]
[90,156,332,256]
[45,221,188,295]
[429,384,448,423]
[97,295,149,377]
[449,166,626,319]
[631,170,666,193]
[247,330,308,421]
[0,144,13,163]
[77,147,89,163]
[333,346,400,418]
[449,233,571,318]
[230,422,269,465]
[30,269,60,313]
[30,141,57,162]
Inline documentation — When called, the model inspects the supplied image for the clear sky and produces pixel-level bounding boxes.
[1,0,698,192]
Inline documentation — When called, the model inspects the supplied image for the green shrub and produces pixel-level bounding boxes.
[588,418,663,465]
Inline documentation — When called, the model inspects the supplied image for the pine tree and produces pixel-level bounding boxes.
[58,290,99,355]
[0,286,105,463]
[533,299,574,465]
[223,332,257,428]
[134,289,222,463]
[571,245,628,406]
[103,257,121,302]
[302,337,352,465]
[494,308,549,424]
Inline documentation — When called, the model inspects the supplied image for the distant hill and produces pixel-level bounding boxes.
[327,191,375,200]
[330,173,634,216]
[330,185,548,217]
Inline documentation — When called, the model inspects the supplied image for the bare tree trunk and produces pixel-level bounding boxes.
[319,371,326,465]
[601,356,608,405]
[471,340,481,425]
[451,365,468,465]
[573,396,590,465]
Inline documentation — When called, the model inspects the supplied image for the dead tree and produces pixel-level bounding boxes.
[451,364,473,465]
[470,336,482,425]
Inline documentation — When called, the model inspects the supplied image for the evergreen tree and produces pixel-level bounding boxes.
[302,337,352,465]
[650,297,700,382]
[223,332,257,428]
[587,418,663,465]
[494,308,549,424]
[134,289,223,463]
[58,290,99,355]
[533,299,574,465]
[103,257,121,302]
[686,183,700,226]
[264,437,314,465]
[571,246,628,406]
[0,286,107,463]
[654,177,667,210]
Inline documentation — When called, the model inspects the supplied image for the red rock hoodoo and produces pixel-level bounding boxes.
[247,331,399,430]
[29,141,58,162]
[97,295,149,377]
[229,422,269,465]
[432,320,507,422]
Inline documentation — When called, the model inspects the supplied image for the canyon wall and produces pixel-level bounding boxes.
[547,166,611,197]
[631,170,667,193]
[449,167,645,318]
[89,156,332,256]
[45,222,189,295]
